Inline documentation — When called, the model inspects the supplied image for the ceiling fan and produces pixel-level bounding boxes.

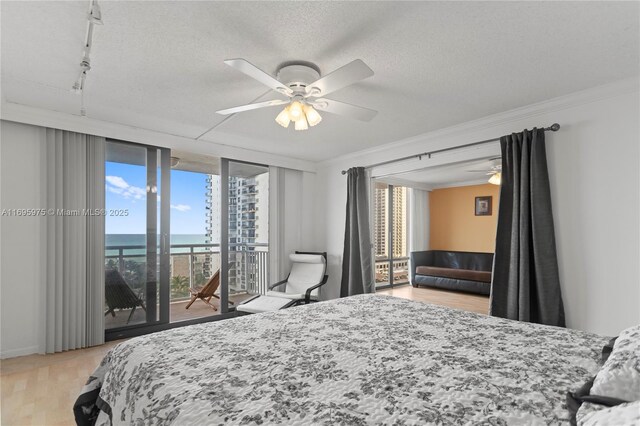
[216,59,378,131]
[467,158,502,185]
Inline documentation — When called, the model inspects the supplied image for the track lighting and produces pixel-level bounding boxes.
[89,1,103,25]
[71,0,103,118]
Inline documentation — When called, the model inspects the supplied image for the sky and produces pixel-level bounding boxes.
[105,161,208,235]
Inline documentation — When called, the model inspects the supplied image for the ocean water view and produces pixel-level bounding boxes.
[106,234,215,256]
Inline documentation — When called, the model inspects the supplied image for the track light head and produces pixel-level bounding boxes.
[89,1,103,25]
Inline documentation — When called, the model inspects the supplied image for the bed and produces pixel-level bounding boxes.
[76,294,608,425]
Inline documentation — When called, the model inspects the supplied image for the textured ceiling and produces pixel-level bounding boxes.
[2,1,638,162]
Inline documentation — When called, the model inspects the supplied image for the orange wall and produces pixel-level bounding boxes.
[429,183,500,253]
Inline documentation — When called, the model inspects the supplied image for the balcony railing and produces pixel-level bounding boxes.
[105,242,269,303]
[374,257,410,287]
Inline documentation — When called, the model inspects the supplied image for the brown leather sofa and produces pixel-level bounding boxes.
[410,250,493,295]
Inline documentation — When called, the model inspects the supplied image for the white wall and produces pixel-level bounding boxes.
[0,121,45,358]
[269,167,320,282]
[316,79,640,336]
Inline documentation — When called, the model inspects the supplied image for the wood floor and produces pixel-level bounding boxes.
[377,285,489,315]
[0,286,488,426]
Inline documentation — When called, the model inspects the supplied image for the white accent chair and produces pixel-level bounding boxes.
[237,252,328,314]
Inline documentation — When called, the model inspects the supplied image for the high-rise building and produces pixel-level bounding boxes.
[374,184,407,259]
[204,175,221,279]
[392,186,407,258]
[374,184,408,284]
[374,183,388,258]
[205,171,269,294]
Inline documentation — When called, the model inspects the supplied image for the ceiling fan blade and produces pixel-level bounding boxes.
[312,98,377,122]
[224,59,293,96]
[216,99,289,115]
[305,59,374,97]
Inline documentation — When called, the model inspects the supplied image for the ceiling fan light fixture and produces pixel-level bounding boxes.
[275,106,291,128]
[294,115,309,131]
[303,104,322,127]
[287,101,304,121]
[488,172,502,185]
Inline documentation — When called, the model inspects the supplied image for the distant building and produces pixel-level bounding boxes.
[374,184,407,258]
[374,184,408,284]
[204,175,222,279]
[374,183,388,259]
[205,171,269,294]
[392,186,407,258]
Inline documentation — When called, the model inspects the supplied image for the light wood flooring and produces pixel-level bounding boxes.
[1,285,488,425]
[377,285,489,315]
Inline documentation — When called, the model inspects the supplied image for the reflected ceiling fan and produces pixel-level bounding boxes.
[216,58,377,130]
[467,158,502,185]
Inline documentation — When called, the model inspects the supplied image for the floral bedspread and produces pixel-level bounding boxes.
[75,294,607,425]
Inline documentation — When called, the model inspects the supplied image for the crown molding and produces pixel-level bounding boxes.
[318,77,639,168]
[0,101,317,173]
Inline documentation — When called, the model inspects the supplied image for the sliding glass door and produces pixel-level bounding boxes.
[104,140,170,335]
[374,182,409,289]
[221,159,270,312]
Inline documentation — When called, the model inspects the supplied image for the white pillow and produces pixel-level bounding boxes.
[591,324,640,401]
[579,401,640,426]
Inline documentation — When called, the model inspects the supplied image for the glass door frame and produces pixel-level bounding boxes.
[105,154,270,341]
[373,182,410,290]
[105,139,171,340]
[220,157,270,313]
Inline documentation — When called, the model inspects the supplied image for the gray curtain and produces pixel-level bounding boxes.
[490,128,565,327]
[340,167,374,297]
[43,128,105,353]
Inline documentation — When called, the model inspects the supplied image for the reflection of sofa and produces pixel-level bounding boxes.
[410,250,493,295]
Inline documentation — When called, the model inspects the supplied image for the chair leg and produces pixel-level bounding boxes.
[185,295,197,309]
[127,306,137,324]
[201,297,218,311]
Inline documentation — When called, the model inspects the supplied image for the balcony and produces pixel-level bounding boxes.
[374,257,409,288]
[105,242,269,326]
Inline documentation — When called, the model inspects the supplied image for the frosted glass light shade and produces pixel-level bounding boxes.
[294,116,309,131]
[287,101,304,121]
[303,104,322,126]
[488,172,501,185]
[275,107,291,128]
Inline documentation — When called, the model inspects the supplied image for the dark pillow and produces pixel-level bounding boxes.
[566,377,629,425]
[566,337,626,425]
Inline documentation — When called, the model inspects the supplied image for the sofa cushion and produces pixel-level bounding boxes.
[416,266,492,283]
[414,275,490,295]
[431,251,493,271]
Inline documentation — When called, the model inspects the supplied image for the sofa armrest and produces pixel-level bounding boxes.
[410,251,434,285]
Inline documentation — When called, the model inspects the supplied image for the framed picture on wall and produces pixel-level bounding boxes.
[475,196,492,216]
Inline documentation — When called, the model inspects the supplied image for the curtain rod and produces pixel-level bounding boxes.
[340,123,561,175]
